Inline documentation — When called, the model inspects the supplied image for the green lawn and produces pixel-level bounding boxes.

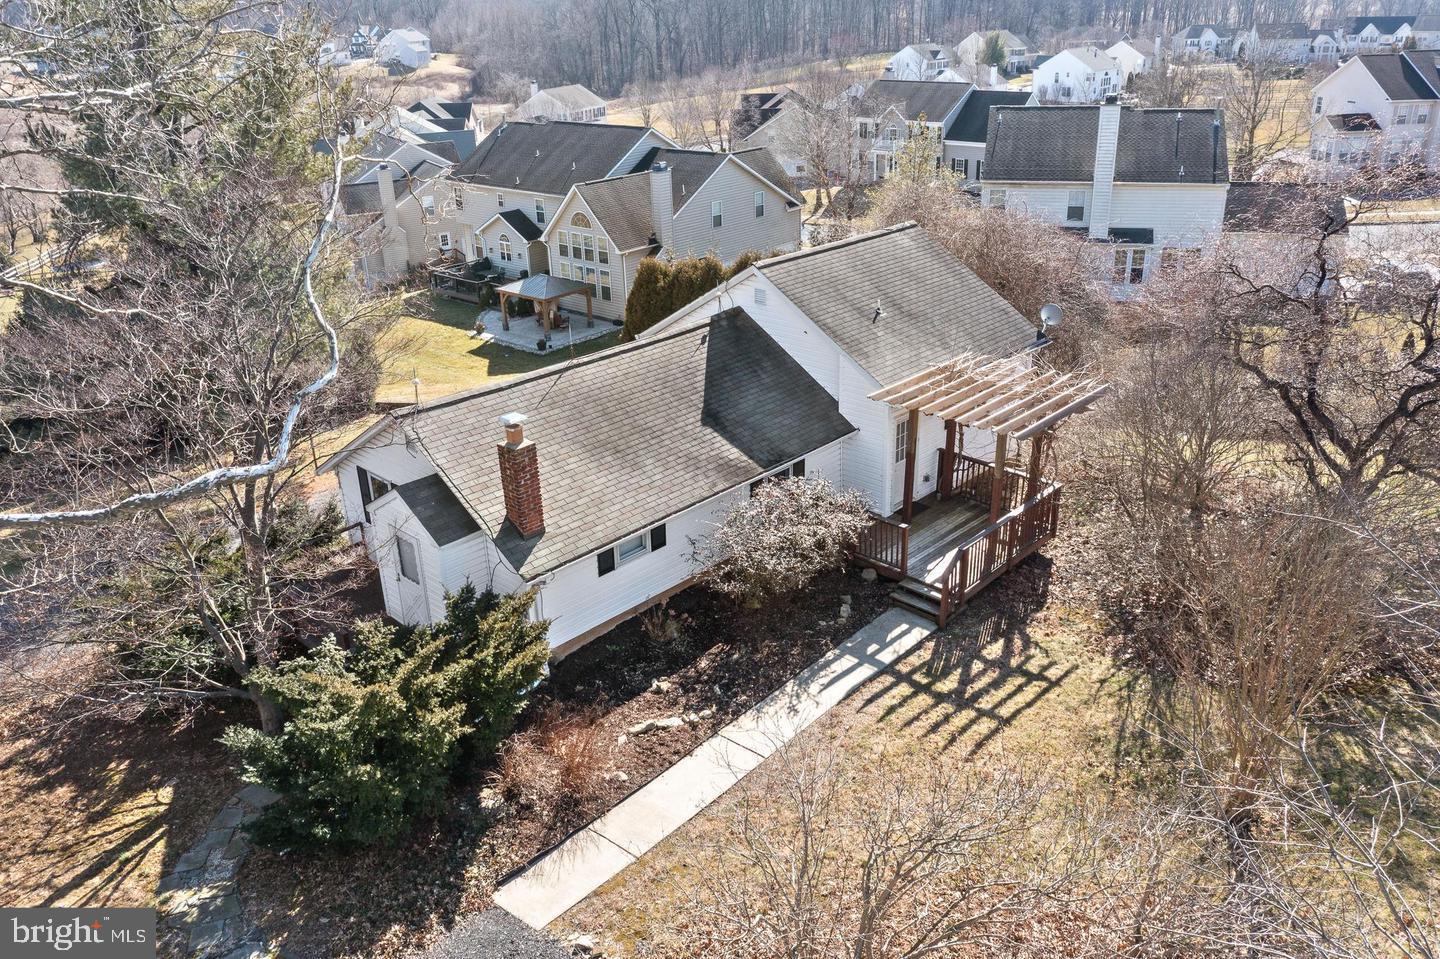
[376,291,621,405]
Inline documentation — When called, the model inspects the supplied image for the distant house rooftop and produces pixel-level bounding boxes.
[452,120,655,195]
[862,79,972,122]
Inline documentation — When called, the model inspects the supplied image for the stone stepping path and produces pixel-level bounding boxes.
[157,784,280,958]
[491,607,936,929]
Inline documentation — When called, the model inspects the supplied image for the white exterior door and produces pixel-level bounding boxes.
[890,415,910,513]
[379,530,429,625]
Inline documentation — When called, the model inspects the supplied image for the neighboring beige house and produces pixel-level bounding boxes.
[956,29,1034,73]
[517,82,608,123]
[732,90,809,178]
[537,147,802,321]
[341,133,457,282]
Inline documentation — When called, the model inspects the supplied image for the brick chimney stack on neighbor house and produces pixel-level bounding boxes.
[497,412,544,538]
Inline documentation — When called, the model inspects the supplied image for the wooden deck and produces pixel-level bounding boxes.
[896,496,990,585]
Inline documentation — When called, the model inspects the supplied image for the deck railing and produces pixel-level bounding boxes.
[946,452,1027,514]
[854,513,910,580]
[936,482,1061,626]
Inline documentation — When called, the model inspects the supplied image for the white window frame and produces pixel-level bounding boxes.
[616,532,648,564]
[557,230,569,258]
[437,231,452,250]
[988,188,1007,209]
[498,233,512,261]
[754,190,765,218]
[1065,189,1087,224]
[497,193,505,208]
[535,198,545,223]
[598,268,611,301]
[597,237,609,264]
[1113,246,1148,285]
[421,194,436,215]
[711,199,723,228]
[894,417,909,463]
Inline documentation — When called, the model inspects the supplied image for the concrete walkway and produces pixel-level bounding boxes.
[492,607,936,929]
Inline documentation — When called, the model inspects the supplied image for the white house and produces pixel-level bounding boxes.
[1105,37,1155,80]
[1237,22,1319,63]
[1330,15,1440,54]
[956,29,1035,73]
[1308,52,1440,170]
[319,224,1043,652]
[1172,24,1235,59]
[886,43,957,80]
[981,99,1230,293]
[373,28,432,72]
[1032,47,1123,103]
[732,90,809,178]
[517,82,608,123]
[350,25,382,59]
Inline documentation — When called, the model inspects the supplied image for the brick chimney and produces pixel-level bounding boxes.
[497,412,544,538]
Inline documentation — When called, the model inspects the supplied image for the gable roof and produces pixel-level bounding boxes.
[1252,21,1313,40]
[898,42,955,60]
[530,84,606,111]
[862,79,972,122]
[573,173,655,251]
[407,98,474,130]
[487,208,543,242]
[984,105,1228,184]
[1356,52,1440,101]
[1347,15,1418,34]
[733,90,788,139]
[1180,23,1232,39]
[753,223,1036,384]
[453,121,654,196]
[358,310,855,578]
[1054,46,1121,71]
[967,29,1031,49]
[731,148,801,203]
[945,89,1032,142]
[1111,36,1155,54]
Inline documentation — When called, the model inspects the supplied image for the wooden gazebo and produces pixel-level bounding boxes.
[495,274,594,335]
[859,352,1108,624]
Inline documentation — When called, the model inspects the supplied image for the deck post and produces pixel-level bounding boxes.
[988,431,1009,523]
[1026,432,1046,501]
[940,420,957,498]
[901,409,920,522]
[498,291,510,331]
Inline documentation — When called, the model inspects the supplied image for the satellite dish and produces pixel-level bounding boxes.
[1039,303,1063,330]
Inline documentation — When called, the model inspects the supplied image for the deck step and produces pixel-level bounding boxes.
[889,585,941,621]
[896,577,942,601]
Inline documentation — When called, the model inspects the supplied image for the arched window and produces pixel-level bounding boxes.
[498,234,512,262]
[570,212,592,228]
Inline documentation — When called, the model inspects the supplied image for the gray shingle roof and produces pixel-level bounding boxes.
[984,105,1228,184]
[944,89,1031,143]
[1222,182,1348,235]
[755,223,1037,384]
[532,84,607,111]
[397,474,481,546]
[1180,23,1233,39]
[454,121,653,196]
[863,79,972,123]
[733,91,787,140]
[394,310,855,577]
[1357,53,1440,101]
[1253,21,1312,40]
[733,148,800,202]
[496,208,543,242]
[1347,15,1418,33]
[576,173,655,251]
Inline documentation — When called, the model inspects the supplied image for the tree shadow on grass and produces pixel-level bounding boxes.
[0,703,241,907]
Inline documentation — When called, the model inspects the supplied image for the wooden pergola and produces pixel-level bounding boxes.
[868,352,1109,522]
[495,274,594,335]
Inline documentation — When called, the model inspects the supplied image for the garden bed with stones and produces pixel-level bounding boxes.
[237,567,892,959]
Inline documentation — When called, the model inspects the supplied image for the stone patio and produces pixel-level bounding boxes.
[473,309,620,354]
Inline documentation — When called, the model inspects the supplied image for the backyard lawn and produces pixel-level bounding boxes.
[376,291,621,405]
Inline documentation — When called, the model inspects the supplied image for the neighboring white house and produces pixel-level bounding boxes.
[956,29,1035,73]
[885,43,957,80]
[1237,22,1320,63]
[1329,15,1440,54]
[855,79,972,180]
[1172,24,1236,59]
[350,24,382,59]
[1106,37,1155,80]
[517,82,608,123]
[1033,47,1124,103]
[339,132,458,281]
[981,100,1230,293]
[1308,52,1440,170]
[374,28,432,71]
[319,224,1038,652]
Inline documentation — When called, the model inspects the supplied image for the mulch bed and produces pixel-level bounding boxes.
[238,567,892,959]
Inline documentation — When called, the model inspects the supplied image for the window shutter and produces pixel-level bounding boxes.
[791,459,806,478]
[597,548,617,576]
[356,466,373,522]
[650,524,667,551]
